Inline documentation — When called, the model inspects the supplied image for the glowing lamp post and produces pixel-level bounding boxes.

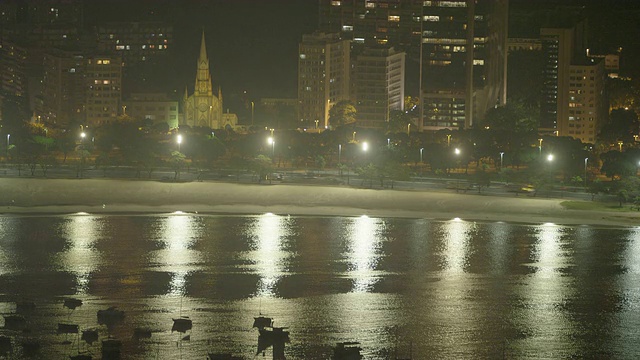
[268,137,275,160]
[177,134,183,152]
[500,151,504,169]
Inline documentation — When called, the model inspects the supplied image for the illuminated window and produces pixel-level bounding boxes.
[299,54,306,59]
[365,2,375,8]
[424,16,439,21]
[342,25,353,31]
[354,37,365,43]
[473,59,484,65]
[331,0,341,5]
[103,80,110,85]
[388,15,400,22]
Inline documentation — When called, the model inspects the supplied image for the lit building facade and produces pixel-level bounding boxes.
[318,0,509,131]
[84,55,122,125]
[95,22,173,66]
[564,61,607,144]
[182,32,224,129]
[40,49,86,128]
[421,0,508,130]
[298,32,351,129]
[122,93,179,129]
[540,23,587,136]
[353,47,405,129]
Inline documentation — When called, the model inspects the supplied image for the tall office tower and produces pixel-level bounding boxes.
[353,47,405,129]
[540,21,587,136]
[298,32,351,129]
[84,55,122,125]
[319,0,422,48]
[40,49,86,128]
[564,61,607,144]
[421,0,508,130]
[318,0,508,131]
[0,40,28,123]
[0,41,27,100]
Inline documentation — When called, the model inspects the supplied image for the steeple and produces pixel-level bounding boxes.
[199,29,208,62]
[195,30,213,96]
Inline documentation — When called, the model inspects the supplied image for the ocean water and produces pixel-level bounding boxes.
[0,213,639,359]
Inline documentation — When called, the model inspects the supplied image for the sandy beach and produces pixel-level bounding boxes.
[0,178,638,227]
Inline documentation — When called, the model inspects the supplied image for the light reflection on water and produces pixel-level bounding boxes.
[0,215,638,359]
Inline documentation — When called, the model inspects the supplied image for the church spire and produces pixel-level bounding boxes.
[199,29,208,62]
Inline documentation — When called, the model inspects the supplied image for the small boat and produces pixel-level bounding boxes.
[208,354,244,360]
[21,338,40,356]
[252,316,273,330]
[133,327,152,339]
[97,307,125,326]
[101,338,121,359]
[81,329,99,345]
[57,323,79,334]
[332,342,363,360]
[70,355,92,360]
[16,300,36,313]
[171,316,192,333]
[258,326,290,341]
[3,314,27,331]
[64,298,83,310]
[0,335,11,354]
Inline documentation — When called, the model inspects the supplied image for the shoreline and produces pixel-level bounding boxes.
[1,178,638,227]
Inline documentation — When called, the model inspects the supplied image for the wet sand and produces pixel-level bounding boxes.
[1,178,638,227]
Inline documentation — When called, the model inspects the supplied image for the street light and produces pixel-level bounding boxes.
[584,157,588,188]
[420,147,424,163]
[177,134,183,152]
[447,134,451,147]
[338,144,342,164]
[547,154,554,162]
[268,137,275,159]
[362,141,368,152]
[387,138,390,147]
[6,134,10,159]
[352,131,356,142]
[618,141,623,152]
[538,138,543,157]
[500,151,504,169]
[454,147,461,155]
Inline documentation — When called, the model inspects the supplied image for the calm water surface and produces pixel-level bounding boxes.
[0,213,639,359]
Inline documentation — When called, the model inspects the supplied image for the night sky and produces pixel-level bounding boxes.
[83,0,639,104]
[86,0,318,101]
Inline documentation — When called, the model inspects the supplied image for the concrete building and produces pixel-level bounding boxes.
[539,22,587,136]
[421,0,509,130]
[95,22,172,66]
[40,49,86,128]
[507,37,541,52]
[318,0,509,131]
[298,32,351,129]
[564,61,607,144]
[122,93,178,129]
[353,47,405,129]
[84,55,123,125]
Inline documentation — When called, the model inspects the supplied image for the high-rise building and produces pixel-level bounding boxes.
[540,22,587,136]
[182,32,224,129]
[84,55,122,125]
[421,0,508,130]
[318,0,509,131]
[40,49,86,128]
[319,0,422,49]
[298,32,351,129]
[565,61,607,144]
[353,47,405,129]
